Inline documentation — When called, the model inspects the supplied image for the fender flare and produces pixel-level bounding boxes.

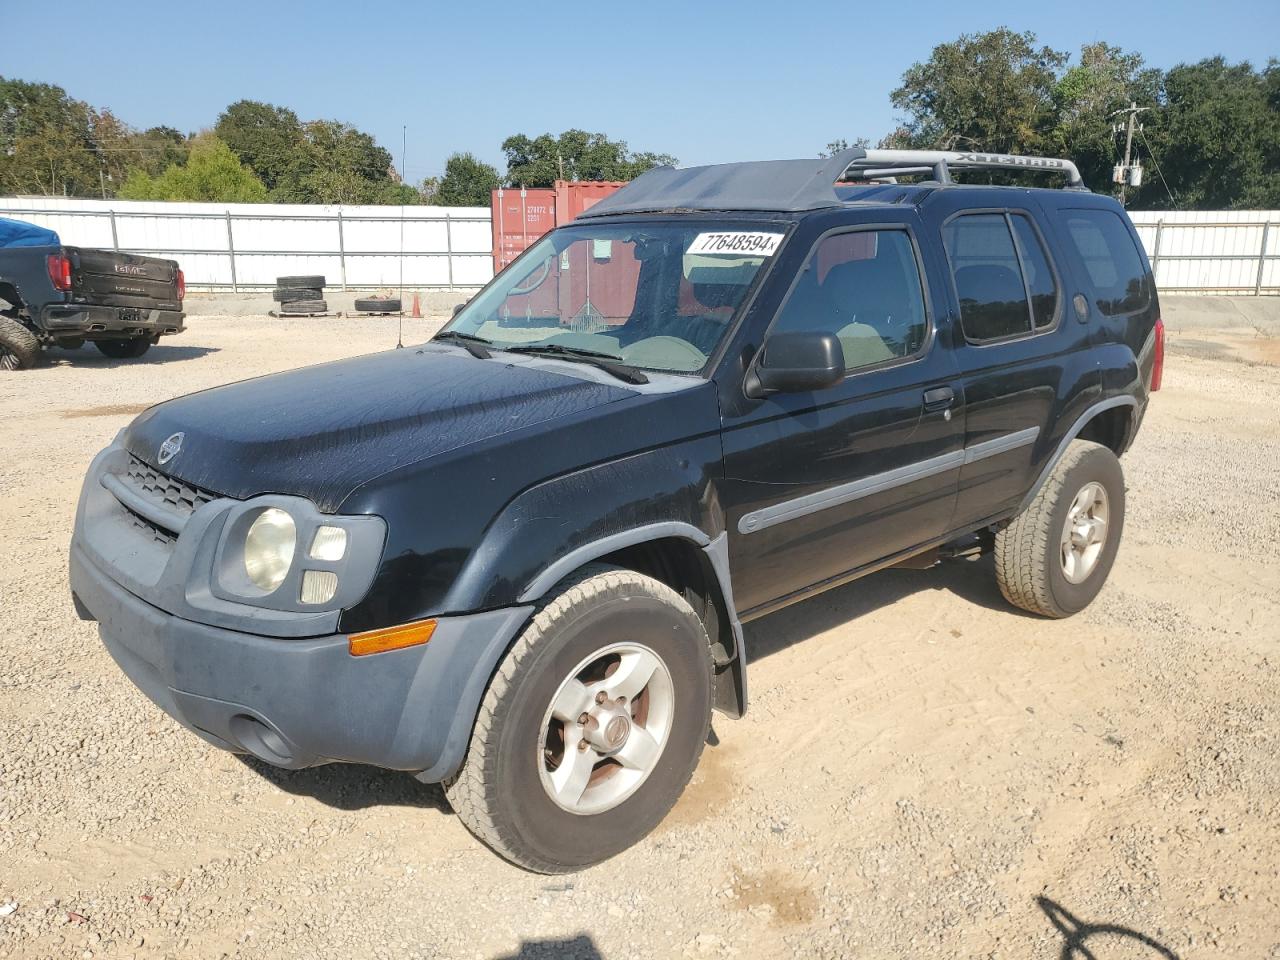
[516,522,749,718]
[1019,395,1139,512]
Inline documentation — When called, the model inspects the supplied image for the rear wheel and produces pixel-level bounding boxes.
[995,439,1125,618]
[0,317,41,371]
[445,567,713,873]
[94,337,152,359]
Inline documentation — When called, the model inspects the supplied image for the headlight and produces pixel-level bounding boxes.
[209,495,385,616]
[243,507,296,592]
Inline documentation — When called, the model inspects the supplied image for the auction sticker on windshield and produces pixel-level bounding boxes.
[687,232,784,256]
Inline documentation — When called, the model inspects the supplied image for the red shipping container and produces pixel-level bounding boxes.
[554,180,627,224]
[491,187,556,272]
[491,181,627,274]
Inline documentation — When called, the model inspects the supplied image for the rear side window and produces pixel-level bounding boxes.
[1060,209,1149,315]
[942,212,1060,342]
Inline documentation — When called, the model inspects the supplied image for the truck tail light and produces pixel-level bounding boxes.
[176,269,186,301]
[47,253,72,292]
[1150,317,1165,392]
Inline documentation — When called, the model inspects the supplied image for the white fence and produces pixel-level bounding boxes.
[0,197,494,291]
[2,197,1277,295]
[1125,211,1277,295]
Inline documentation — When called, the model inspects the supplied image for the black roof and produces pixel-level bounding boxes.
[577,148,1087,219]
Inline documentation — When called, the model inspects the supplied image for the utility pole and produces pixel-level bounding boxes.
[1111,102,1150,205]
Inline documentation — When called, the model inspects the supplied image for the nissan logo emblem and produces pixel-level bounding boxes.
[158,432,184,465]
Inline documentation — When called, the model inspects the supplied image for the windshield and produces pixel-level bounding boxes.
[444,220,785,374]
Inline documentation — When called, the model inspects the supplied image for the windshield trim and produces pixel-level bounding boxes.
[441,215,798,379]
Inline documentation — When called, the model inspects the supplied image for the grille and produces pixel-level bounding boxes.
[120,455,217,545]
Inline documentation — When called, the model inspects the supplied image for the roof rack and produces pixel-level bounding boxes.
[577,147,1086,219]
[842,149,1087,189]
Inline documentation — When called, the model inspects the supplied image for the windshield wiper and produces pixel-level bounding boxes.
[433,330,492,359]
[504,344,649,385]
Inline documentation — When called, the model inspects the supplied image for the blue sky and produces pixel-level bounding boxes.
[4,0,1277,183]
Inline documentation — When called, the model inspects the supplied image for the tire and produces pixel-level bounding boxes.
[94,338,152,360]
[272,286,323,303]
[279,299,328,315]
[995,439,1125,618]
[353,298,401,313]
[445,566,714,873]
[275,275,326,290]
[0,317,42,371]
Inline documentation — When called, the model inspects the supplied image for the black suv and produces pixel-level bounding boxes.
[70,149,1163,872]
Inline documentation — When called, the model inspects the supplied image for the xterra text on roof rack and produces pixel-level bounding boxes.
[70,148,1164,872]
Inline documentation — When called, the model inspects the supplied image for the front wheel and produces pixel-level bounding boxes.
[94,337,153,359]
[995,439,1125,618]
[444,567,713,873]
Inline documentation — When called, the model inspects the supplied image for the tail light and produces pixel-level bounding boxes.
[46,253,72,292]
[1150,317,1165,392]
[176,269,186,302]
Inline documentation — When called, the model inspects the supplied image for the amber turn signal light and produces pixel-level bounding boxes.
[348,619,436,657]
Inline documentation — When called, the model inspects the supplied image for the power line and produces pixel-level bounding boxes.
[1141,124,1177,208]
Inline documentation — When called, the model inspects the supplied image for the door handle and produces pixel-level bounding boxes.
[923,386,955,412]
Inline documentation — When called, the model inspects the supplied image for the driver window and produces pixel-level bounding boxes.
[772,229,928,373]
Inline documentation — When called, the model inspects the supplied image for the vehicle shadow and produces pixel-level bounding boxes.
[1038,896,1181,958]
[42,344,220,366]
[492,935,602,959]
[237,755,452,814]
[744,553,1035,663]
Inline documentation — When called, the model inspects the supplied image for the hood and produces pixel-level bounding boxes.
[124,345,634,511]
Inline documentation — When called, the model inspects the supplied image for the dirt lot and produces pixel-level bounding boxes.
[1,309,1278,960]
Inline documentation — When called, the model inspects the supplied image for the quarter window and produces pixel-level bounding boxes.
[1010,215,1058,328]
[1060,209,1150,316]
[771,229,928,373]
[942,212,1061,342]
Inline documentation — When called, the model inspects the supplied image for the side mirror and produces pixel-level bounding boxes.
[745,331,845,398]
[452,303,465,317]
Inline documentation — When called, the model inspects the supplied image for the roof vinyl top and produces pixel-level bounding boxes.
[576,148,867,219]
[577,148,1087,219]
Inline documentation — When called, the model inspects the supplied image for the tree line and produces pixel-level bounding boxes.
[2,29,1276,210]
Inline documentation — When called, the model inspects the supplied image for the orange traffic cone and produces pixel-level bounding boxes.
[411,292,422,318]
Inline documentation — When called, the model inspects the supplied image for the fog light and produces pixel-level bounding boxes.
[309,525,348,561]
[300,570,339,605]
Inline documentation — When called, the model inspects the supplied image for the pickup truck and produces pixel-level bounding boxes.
[70,148,1162,872]
[0,219,185,370]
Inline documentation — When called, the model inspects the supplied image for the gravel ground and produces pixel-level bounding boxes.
[1,313,1278,960]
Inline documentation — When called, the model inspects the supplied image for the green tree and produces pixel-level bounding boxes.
[258,118,405,204]
[125,125,190,179]
[890,28,1068,154]
[433,152,500,206]
[1050,43,1161,192]
[501,130,675,187]
[0,77,100,195]
[214,100,304,191]
[1134,57,1280,209]
[118,134,267,202]
[823,137,869,157]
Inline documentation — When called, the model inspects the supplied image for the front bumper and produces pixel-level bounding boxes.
[40,303,185,338]
[71,543,531,779]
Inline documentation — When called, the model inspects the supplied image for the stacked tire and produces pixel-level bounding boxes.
[272,275,327,315]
